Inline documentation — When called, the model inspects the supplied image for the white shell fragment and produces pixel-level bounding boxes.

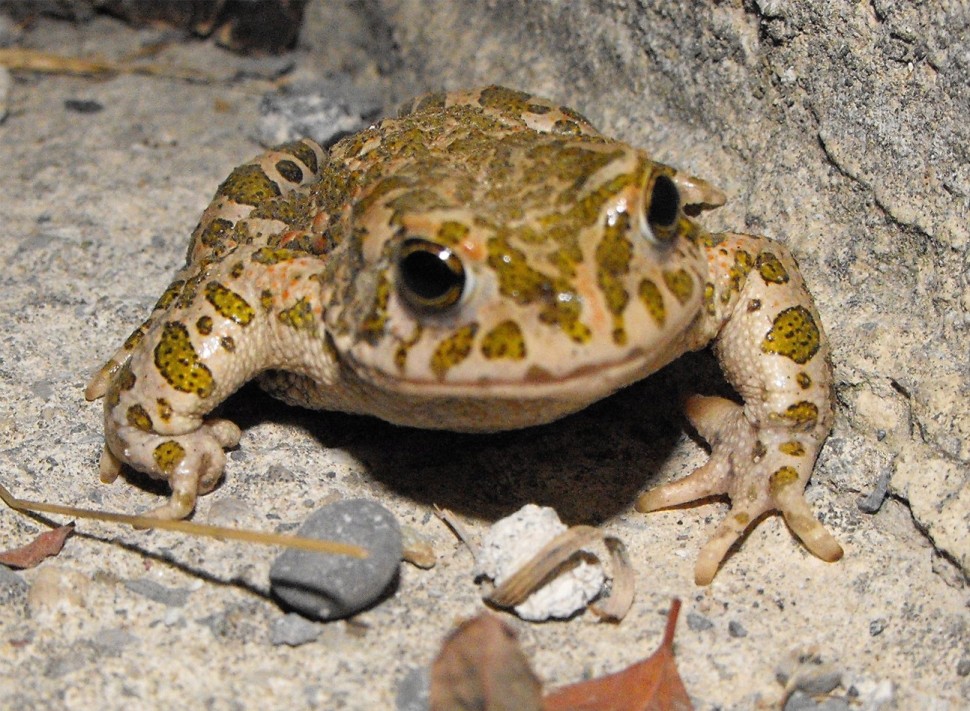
[477,504,607,621]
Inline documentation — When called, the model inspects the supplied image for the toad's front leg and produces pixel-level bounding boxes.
[637,232,843,584]
[88,247,339,519]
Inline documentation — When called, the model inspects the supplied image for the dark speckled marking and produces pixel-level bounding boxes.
[756,251,790,284]
[773,401,819,429]
[796,372,812,389]
[762,306,820,364]
[229,261,245,279]
[204,282,255,326]
[595,212,633,345]
[154,322,214,398]
[278,298,316,332]
[221,336,236,352]
[275,159,304,184]
[662,268,694,304]
[198,218,234,249]
[478,86,532,114]
[768,466,800,496]
[481,320,527,360]
[126,404,153,432]
[156,398,172,422]
[638,279,666,326]
[747,298,762,312]
[431,323,479,378]
[752,440,767,461]
[153,441,186,476]
[216,164,281,207]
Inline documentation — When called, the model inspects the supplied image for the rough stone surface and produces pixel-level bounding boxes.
[477,504,607,621]
[0,1,966,708]
[270,499,402,620]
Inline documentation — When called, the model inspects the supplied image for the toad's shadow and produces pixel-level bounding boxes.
[225,350,730,526]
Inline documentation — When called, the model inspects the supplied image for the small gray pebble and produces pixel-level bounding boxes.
[686,611,714,631]
[728,620,748,638]
[857,467,891,513]
[125,578,191,607]
[868,618,887,636]
[270,612,323,647]
[395,666,430,711]
[957,658,970,676]
[270,499,402,621]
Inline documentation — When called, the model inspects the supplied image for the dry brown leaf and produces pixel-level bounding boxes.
[542,599,692,711]
[0,523,75,569]
[430,613,542,711]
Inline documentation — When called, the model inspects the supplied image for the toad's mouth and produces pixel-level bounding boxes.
[345,344,657,403]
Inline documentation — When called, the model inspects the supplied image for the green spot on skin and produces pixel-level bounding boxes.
[154,322,214,398]
[436,221,470,246]
[216,164,281,206]
[662,268,694,304]
[252,247,300,265]
[126,404,153,433]
[480,320,527,360]
[431,323,479,378]
[260,289,274,311]
[638,279,666,326]
[196,315,213,335]
[762,306,820,364]
[734,512,750,525]
[595,212,633,345]
[278,298,316,332]
[772,401,820,429]
[769,466,800,496]
[204,282,255,326]
[779,441,806,456]
[153,440,186,476]
[756,251,790,284]
[154,280,185,311]
[723,249,753,302]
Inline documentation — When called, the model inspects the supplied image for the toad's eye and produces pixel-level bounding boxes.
[396,238,467,311]
[643,174,680,243]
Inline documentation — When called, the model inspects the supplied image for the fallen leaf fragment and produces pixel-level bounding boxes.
[430,613,542,711]
[543,599,692,711]
[0,523,75,569]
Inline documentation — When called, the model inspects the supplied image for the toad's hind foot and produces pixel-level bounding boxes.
[636,395,843,585]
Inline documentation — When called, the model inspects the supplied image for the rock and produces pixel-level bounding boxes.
[270,499,402,621]
[476,504,606,622]
[269,612,323,646]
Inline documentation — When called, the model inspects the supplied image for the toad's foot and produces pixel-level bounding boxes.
[100,418,242,519]
[637,395,843,585]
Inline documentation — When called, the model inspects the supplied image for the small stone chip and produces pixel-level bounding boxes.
[270,499,402,621]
